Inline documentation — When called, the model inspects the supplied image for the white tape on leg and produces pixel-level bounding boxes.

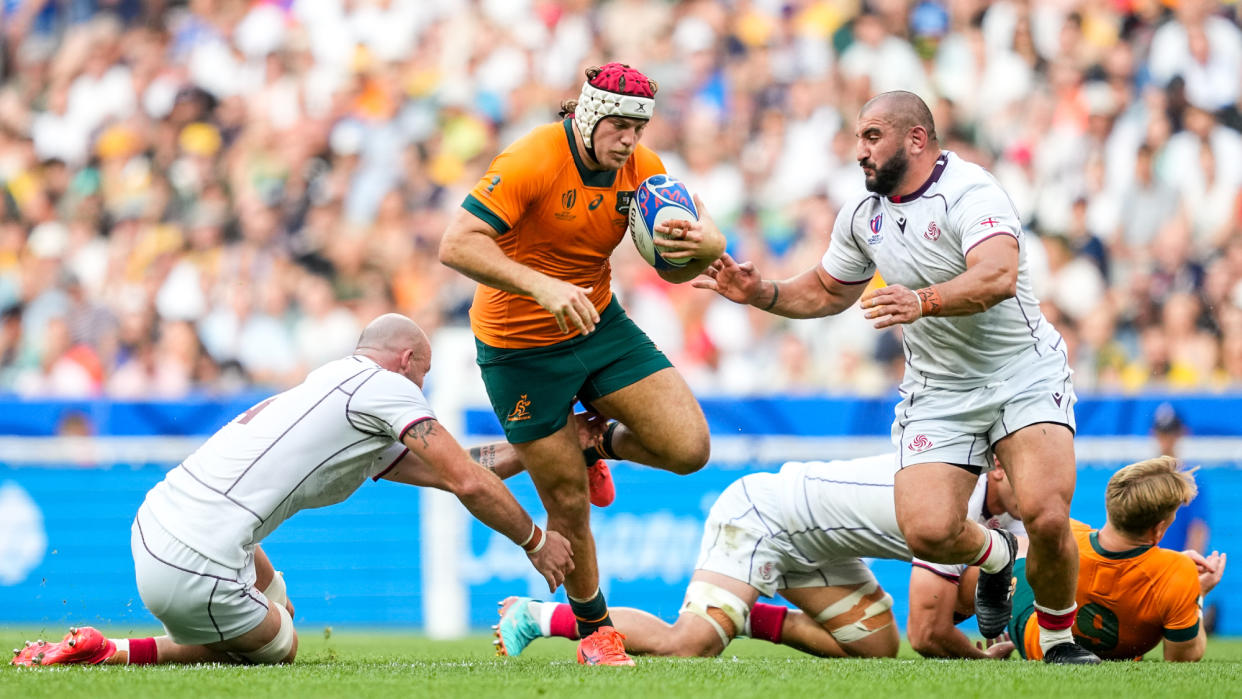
[679,581,751,649]
[242,602,295,664]
[812,581,878,624]
[263,571,287,608]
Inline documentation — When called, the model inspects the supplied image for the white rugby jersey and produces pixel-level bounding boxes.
[142,355,431,568]
[821,151,1063,389]
[754,454,1011,566]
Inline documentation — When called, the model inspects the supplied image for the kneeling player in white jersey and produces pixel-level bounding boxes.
[12,314,582,668]
[494,453,1021,659]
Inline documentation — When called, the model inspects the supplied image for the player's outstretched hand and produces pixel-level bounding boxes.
[654,194,726,264]
[861,284,922,328]
[528,530,575,593]
[531,277,600,335]
[1183,549,1227,595]
[691,252,762,305]
[976,632,1015,659]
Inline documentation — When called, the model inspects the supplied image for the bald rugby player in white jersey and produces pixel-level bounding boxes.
[694,91,1097,664]
[493,453,1022,660]
[11,314,579,668]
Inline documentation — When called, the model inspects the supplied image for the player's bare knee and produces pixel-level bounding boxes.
[542,479,590,520]
[906,623,937,656]
[1022,506,1070,544]
[666,441,709,475]
[904,521,964,560]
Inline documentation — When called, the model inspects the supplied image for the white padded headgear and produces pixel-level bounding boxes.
[573,63,656,150]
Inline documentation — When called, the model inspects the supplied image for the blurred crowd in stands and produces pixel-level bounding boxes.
[2,0,1242,399]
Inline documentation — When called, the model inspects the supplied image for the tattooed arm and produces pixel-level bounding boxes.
[385,418,575,591]
[388,419,532,539]
[381,439,520,489]
[383,411,608,488]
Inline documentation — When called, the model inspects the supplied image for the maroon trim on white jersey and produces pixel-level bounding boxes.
[825,272,874,286]
[963,230,1019,257]
[888,153,949,203]
[372,448,410,482]
[912,561,961,585]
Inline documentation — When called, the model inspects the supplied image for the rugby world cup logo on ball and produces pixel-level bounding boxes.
[629,174,698,270]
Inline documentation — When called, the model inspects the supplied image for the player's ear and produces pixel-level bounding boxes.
[908,126,928,153]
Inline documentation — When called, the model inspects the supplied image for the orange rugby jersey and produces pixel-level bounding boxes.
[1022,520,1201,660]
[462,119,665,348]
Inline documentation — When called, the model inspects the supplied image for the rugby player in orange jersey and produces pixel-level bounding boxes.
[1006,457,1226,662]
[439,63,726,666]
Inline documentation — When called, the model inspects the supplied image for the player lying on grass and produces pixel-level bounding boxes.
[493,453,1022,659]
[10,314,610,668]
[1004,457,1226,662]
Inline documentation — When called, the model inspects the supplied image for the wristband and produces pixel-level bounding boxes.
[760,281,780,311]
[908,288,923,319]
[521,524,545,554]
[916,286,942,317]
[519,522,537,548]
[527,528,546,554]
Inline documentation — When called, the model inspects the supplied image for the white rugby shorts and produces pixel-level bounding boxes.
[131,506,271,645]
[694,476,879,598]
[893,345,1075,472]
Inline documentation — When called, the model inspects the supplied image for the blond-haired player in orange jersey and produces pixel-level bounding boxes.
[439,63,726,666]
[1010,457,1226,661]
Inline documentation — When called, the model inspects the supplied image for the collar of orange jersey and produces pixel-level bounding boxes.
[1089,530,1152,560]
[888,152,949,203]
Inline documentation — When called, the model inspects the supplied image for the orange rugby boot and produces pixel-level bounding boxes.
[576,626,634,666]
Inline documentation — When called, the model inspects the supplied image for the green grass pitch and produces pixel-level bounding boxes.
[2,629,1240,699]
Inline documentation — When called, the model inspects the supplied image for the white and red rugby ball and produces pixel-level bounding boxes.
[628,174,698,270]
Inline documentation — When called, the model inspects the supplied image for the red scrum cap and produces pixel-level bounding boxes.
[574,63,658,149]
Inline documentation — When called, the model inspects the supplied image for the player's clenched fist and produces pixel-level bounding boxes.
[528,530,575,593]
[531,277,601,335]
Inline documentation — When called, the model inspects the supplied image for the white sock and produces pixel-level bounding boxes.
[1035,603,1077,654]
[975,528,1012,574]
[113,639,129,663]
[535,601,555,637]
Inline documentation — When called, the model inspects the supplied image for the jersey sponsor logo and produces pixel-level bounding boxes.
[616,190,633,214]
[588,194,604,210]
[486,175,501,192]
[924,221,941,241]
[907,434,933,452]
[506,394,533,422]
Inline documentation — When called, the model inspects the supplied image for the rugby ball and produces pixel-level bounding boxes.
[629,174,698,270]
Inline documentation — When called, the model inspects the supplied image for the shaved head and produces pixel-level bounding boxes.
[860,91,938,144]
[356,313,432,386]
[357,313,425,353]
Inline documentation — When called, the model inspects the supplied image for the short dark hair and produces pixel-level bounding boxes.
[861,91,939,143]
